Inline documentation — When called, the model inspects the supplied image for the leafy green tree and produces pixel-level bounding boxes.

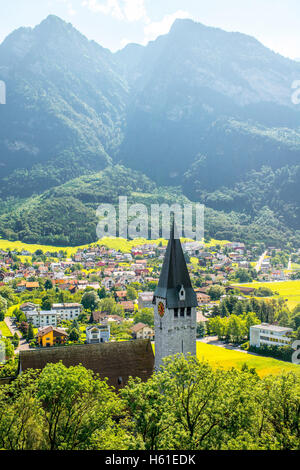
[0,286,16,307]
[81,291,100,313]
[233,301,245,316]
[0,295,7,317]
[126,286,137,301]
[256,287,274,297]
[0,370,44,450]
[208,316,227,340]
[37,362,126,450]
[122,354,263,450]
[228,315,246,344]
[133,308,154,327]
[12,333,19,348]
[44,279,53,290]
[221,303,230,318]
[3,338,14,360]
[258,373,300,450]
[41,296,52,311]
[208,285,225,301]
[196,322,206,338]
[234,269,253,283]
[69,328,80,342]
[243,312,260,337]
[27,322,35,342]
[98,287,107,299]
[99,297,124,317]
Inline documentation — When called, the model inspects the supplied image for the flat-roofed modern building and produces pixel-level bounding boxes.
[138,292,154,310]
[26,310,58,327]
[52,303,82,320]
[250,323,293,348]
[25,303,83,327]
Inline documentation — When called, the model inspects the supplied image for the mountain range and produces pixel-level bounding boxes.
[0,15,300,246]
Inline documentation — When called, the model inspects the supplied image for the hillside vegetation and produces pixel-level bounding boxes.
[1,16,300,246]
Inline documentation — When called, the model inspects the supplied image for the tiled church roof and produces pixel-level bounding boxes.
[19,339,154,390]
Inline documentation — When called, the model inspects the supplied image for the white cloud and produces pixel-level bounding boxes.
[82,0,149,22]
[123,0,148,22]
[57,0,77,16]
[143,10,192,44]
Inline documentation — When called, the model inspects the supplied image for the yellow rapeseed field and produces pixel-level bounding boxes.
[236,281,300,310]
[0,237,230,256]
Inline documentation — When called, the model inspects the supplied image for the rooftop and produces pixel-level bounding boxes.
[19,339,154,390]
[251,324,293,333]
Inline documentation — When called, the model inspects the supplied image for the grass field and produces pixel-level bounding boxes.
[196,342,300,377]
[235,281,300,310]
[0,321,12,337]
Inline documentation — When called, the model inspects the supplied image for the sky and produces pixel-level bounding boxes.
[1,0,300,57]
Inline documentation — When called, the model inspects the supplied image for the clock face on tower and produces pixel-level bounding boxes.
[158,302,165,318]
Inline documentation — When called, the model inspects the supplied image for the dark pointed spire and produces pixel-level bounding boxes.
[153,220,198,308]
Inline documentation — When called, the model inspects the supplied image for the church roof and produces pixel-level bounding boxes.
[153,222,198,308]
[18,339,154,390]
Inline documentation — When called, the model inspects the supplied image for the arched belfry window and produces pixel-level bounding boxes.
[179,285,186,301]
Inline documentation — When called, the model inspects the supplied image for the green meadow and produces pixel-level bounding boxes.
[196,342,299,377]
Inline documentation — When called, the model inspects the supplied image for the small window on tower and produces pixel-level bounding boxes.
[180,308,185,317]
[174,308,178,318]
[187,307,191,317]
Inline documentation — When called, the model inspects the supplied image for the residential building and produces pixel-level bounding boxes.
[138,292,154,310]
[250,324,293,348]
[196,293,211,305]
[26,310,58,327]
[131,322,154,340]
[119,300,135,313]
[86,324,110,344]
[37,326,68,347]
[20,302,39,312]
[26,303,82,327]
[52,303,82,321]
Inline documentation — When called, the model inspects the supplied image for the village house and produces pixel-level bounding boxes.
[196,293,211,305]
[16,281,40,292]
[119,300,135,314]
[86,324,110,344]
[37,326,68,347]
[115,290,127,301]
[91,311,124,324]
[20,302,39,312]
[131,322,154,340]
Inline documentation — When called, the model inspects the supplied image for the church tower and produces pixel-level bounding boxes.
[153,222,198,369]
